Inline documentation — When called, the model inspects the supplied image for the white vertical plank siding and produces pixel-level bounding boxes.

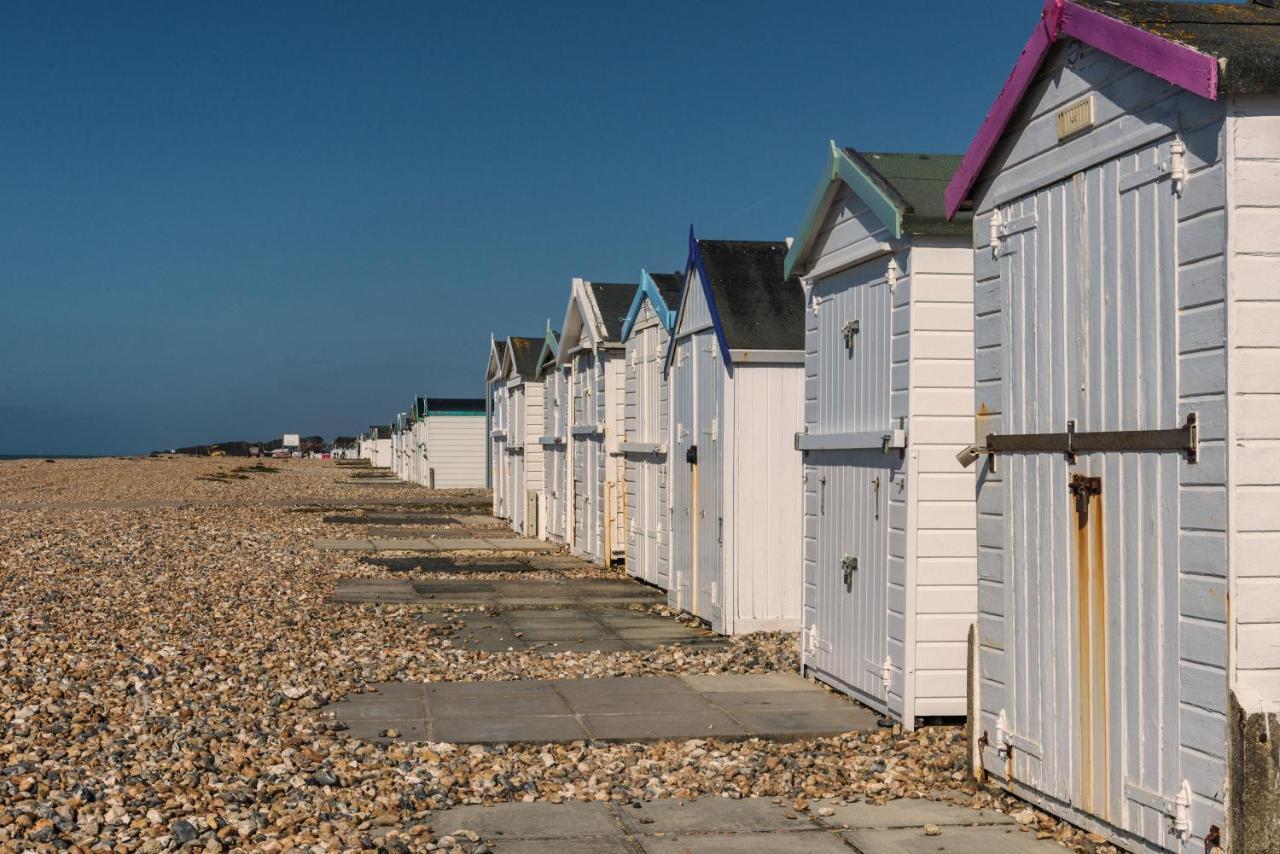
[624,304,672,588]
[970,40,1231,853]
[726,363,804,633]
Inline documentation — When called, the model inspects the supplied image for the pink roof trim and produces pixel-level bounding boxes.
[944,0,1220,218]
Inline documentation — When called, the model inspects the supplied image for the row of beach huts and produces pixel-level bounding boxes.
[380,3,1280,851]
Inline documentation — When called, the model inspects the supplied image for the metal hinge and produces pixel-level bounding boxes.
[880,656,892,690]
[841,555,857,588]
[886,258,900,290]
[959,413,1198,472]
[1125,780,1193,841]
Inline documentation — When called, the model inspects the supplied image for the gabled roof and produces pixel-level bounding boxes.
[373,425,392,440]
[786,143,969,277]
[504,336,543,379]
[620,268,684,341]
[945,0,1280,217]
[669,230,804,365]
[535,322,560,378]
[486,337,508,382]
[557,278,638,363]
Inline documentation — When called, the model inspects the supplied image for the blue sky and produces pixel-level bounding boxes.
[0,0,1054,454]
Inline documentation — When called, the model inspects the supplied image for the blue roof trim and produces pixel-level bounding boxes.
[664,226,732,370]
[620,269,678,341]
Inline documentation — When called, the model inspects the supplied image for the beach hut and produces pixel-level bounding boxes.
[536,327,569,543]
[557,278,637,563]
[618,269,684,589]
[367,425,393,469]
[666,235,805,634]
[414,398,487,488]
[486,337,510,517]
[784,144,976,727]
[946,2,1280,850]
[501,336,547,537]
[408,398,426,485]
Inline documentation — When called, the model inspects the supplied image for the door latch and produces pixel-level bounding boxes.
[842,319,860,349]
[841,555,858,588]
[1068,474,1101,524]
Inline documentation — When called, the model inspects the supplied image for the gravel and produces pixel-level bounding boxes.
[0,458,1114,851]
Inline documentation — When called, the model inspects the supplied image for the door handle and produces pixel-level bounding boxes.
[841,555,858,588]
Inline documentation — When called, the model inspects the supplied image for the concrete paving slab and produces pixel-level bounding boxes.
[426,802,620,840]
[498,840,636,854]
[333,577,664,607]
[811,798,1017,830]
[331,674,873,745]
[432,714,591,743]
[313,538,376,551]
[428,608,724,653]
[325,514,457,525]
[332,579,419,603]
[582,711,749,741]
[361,556,536,573]
[615,798,806,835]
[679,672,811,693]
[725,706,879,737]
[640,832,850,853]
[841,825,1060,853]
[365,526,521,539]
[705,689,855,713]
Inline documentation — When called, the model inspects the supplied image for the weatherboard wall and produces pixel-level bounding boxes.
[969,40,1229,853]
[1227,93,1280,718]
[424,414,487,489]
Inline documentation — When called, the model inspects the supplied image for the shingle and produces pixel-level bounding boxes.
[1073,0,1280,94]
[697,240,804,351]
[588,282,638,343]
[506,336,542,378]
[426,398,486,414]
[845,149,971,235]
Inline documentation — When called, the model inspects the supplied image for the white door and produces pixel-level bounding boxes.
[988,139,1183,850]
[670,337,695,611]
[693,329,723,630]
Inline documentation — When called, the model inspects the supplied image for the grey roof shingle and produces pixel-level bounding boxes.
[588,282,638,343]
[697,240,804,352]
[845,149,971,235]
[1073,0,1280,94]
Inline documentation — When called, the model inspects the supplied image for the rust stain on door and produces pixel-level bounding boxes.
[1071,473,1109,818]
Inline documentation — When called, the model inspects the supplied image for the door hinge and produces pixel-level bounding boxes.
[880,656,892,690]
[1125,779,1193,842]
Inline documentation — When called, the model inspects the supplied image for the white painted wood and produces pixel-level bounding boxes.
[972,45,1236,850]
[1228,93,1280,719]
[623,301,672,588]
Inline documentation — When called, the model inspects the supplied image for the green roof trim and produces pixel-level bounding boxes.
[784,142,969,279]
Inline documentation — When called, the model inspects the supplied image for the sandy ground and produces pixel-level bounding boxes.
[0,458,1108,852]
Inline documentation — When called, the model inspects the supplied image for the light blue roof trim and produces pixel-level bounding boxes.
[783,140,903,278]
[620,268,678,341]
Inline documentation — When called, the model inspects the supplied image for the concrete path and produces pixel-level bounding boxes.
[416,607,725,652]
[359,552,600,573]
[330,673,877,745]
[360,526,521,539]
[324,513,506,527]
[387,797,1049,853]
[314,536,559,554]
[333,577,664,606]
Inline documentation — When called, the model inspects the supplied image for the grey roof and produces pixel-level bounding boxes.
[649,272,684,310]
[507,336,543,378]
[844,149,971,234]
[373,426,392,440]
[698,240,804,352]
[588,282,638,343]
[426,398,486,414]
[1074,0,1280,94]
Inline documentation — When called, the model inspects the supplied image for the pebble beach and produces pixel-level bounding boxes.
[0,457,1115,852]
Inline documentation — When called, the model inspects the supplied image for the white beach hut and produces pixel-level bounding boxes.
[784,144,976,727]
[557,279,637,564]
[535,327,569,544]
[414,398,487,488]
[619,269,684,589]
[501,336,547,537]
[666,235,805,635]
[367,425,393,469]
[486,337,510,518]
[946,2,1280,850]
